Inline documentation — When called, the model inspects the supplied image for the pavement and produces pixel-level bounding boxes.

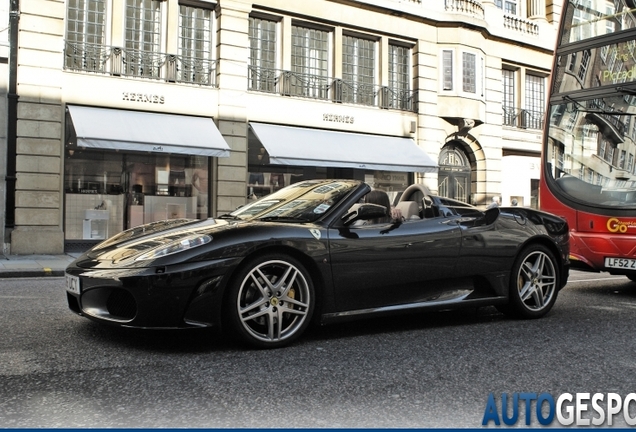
[0,253,81,278]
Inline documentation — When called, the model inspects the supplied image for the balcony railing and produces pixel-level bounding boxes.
[503,15,539,36]
[503,107,544,130]
[64,41,218,86]
[444,0,485,20]
[587,99,626,139]
[248,66,417,112]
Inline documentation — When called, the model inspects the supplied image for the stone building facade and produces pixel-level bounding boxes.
[4,0,561,254]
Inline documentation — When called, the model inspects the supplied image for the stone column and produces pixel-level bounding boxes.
[214,0,251,216]
[11,0,65,254]
[527,0,547,21]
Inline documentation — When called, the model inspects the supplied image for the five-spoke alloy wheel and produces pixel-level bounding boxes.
[226,254,315,348]
[499,244,559,319]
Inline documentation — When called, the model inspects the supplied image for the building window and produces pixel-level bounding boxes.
[599,139,607,160]
[619,150,626,169]
[124,0,163,78]
[502,69,515,126]
[572,4,592,41]
[65,0,107,71]
[388,44,411,110]
[629,153,634,173]
[462,52,476,93]
[525,74,545,129]
[578,49,590,80]
[291,24,329,98]
[567,52,576,72]
[342,34,376,105]
[606,5,616,34]
[495,0,517,15]
[178,4,215,85]
[248,16,278,92]
[442,50,453,90]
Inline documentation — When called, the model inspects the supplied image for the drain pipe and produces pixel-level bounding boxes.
[6,0,19,230]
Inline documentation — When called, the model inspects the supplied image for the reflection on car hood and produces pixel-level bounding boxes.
[84,218,231,263]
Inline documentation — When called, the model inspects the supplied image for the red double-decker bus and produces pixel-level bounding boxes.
[542,0,636,280]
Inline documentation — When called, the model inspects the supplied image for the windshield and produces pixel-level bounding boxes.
[546,96,636,208]
[230,180,361,222]
[546,12,636,209]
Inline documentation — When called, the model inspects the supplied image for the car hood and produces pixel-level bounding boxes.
[79,218,235,265]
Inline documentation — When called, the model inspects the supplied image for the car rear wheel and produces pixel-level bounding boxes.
[226,254,314,348]
[499,244,559,319]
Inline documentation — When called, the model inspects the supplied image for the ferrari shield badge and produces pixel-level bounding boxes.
[309,229,321,240]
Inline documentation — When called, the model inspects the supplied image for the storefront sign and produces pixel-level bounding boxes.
[323,113,354,124]
[122,92,165,104]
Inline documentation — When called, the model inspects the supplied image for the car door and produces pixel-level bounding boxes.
[327,218,462,312]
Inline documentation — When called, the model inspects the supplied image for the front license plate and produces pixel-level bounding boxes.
[604,257,636,269]
[65,274,81,294]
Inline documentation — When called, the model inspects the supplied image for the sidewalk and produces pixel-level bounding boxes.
[0,253,80,278]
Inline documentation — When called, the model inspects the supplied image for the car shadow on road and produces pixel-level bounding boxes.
[70,306,508,353]
[74,321,233,353]
[303,306,507,343]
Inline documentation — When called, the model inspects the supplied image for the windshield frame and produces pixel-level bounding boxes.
[229,179,364,223]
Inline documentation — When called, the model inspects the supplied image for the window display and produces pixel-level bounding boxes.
[64,149,209,242]
[246,136,411,202]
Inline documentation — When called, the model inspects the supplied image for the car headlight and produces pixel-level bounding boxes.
[135,234,212,261]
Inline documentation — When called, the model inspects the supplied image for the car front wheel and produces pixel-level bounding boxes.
[499,244,559,319]
[226,254,314,348]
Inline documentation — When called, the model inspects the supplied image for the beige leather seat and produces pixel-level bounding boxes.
[395,201,420,220]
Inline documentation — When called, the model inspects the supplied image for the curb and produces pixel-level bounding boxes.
[0,269,67,278]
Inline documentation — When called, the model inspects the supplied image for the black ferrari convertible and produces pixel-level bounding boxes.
[65,179,570,348]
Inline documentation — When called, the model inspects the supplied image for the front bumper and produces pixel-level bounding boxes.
[65,258,239,329]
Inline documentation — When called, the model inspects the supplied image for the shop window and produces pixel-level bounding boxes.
[246,129,411,204]
[64,150,209,242]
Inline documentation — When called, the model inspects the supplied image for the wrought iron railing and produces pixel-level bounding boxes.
[248,66,417,112]
[587,99,626,137]
[503,107,545,130]
[64,41,217,86]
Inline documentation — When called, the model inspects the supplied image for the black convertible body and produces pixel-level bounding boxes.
[65,179,570,348]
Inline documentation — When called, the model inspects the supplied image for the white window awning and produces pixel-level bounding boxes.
[67,105,231,158]
[249,122,437,173]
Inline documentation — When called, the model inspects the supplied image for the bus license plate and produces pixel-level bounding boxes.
[65,274,81,294]
[605,257,636,269]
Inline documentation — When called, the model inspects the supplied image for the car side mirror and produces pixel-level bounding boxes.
[342,203,388,226]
